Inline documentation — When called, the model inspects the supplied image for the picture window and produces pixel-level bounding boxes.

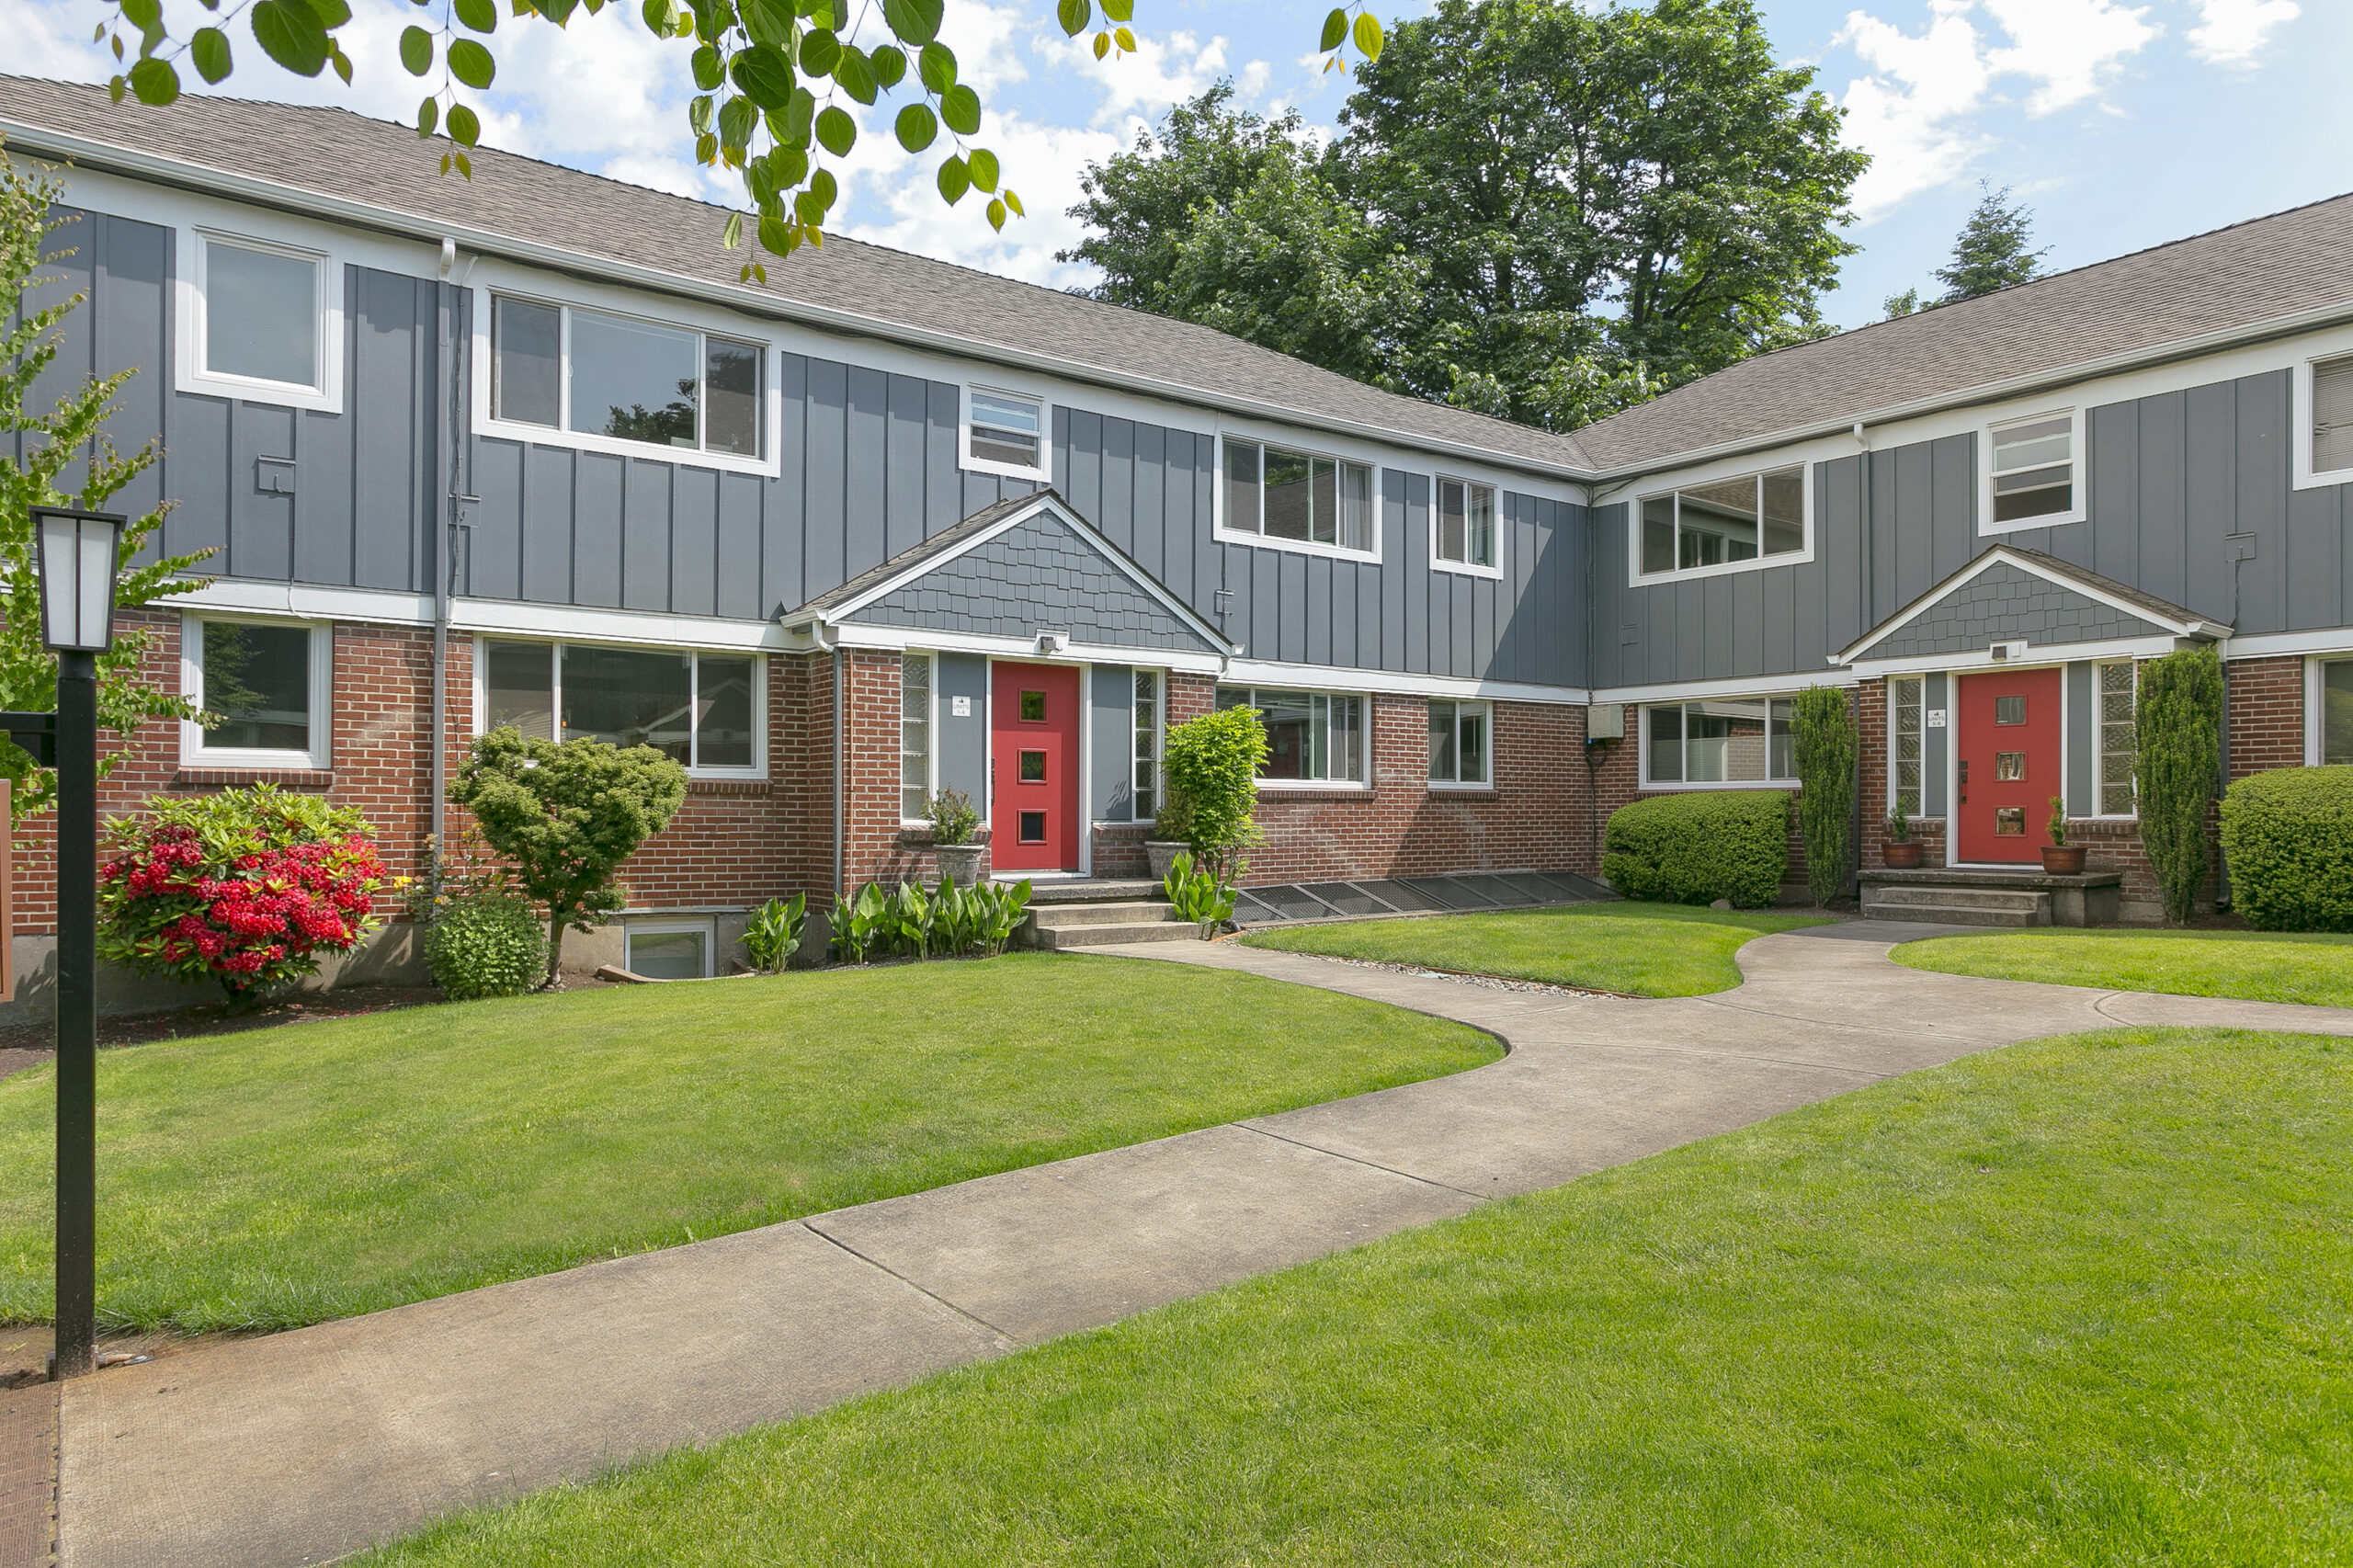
[1215,687,1366,783]
[1222,439,1374,553]
[200,236,321,391]
[1639,466,1804,577]
[1427,699,1490,786]
[490,294,765,460]
[481,638,760,776]
[1644,697,1798,786]
[187,618,326,767]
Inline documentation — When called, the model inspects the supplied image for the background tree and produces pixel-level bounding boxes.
[446,728,689,984]
[2,147,214,827]
[1933,182,2048,302]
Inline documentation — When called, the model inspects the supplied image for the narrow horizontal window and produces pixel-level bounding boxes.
[1989,414,2075,523]
[969,390,1043,471]
[202,237,319,390]
[2313,357,2353,474]
[488,294,766,460]
[481,638,761,774]
[1637,466,1805,578]
[1216,687,1366,783]
[1222,439,1374,553]
[1428,699,1490,785]
[1437,479,1496,568]
[1644,697,1800,786]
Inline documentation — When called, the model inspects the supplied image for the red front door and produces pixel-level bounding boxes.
[990,663,1081,872]
[1956,667,2063,864]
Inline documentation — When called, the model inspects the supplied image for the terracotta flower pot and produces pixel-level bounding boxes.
[2040,846,2086,875]
[1882,841,1925,869]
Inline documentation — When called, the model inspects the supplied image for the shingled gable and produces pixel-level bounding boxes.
[784,492,1233,663]
[1836,546,2227,667]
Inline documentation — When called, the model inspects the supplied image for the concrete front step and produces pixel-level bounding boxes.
[1861,891,2052,927]
[1869,885,2050,913]
[1031,900,1186,927]
[1010,879,1165,905]
[1032,919,1208,949]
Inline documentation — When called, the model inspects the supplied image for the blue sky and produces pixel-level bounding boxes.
[10,0,2345,331]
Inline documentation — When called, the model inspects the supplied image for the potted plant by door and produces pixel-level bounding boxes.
[926,789,986,886]
[1143,787,1193,881]
[2041,796,2086,874]
[1883,801,1925,869]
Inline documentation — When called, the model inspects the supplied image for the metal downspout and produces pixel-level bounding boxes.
[431,268,455,852]
[832,642,846,902]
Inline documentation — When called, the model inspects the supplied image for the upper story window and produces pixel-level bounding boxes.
[199,235,323,392]
[490,295,764,460]
[966,388,1049,480]
[1984,410,2080,529]
[1639,466,1803,579]
[1222,439,1375,556]
[1644,697,1797,787]
[1427,699,1490,787]
[181,615,331,771]
[2313,356,2353,477]
[1435,479,1496,572]
[1216,687,1367,784]
[481,638,760,777]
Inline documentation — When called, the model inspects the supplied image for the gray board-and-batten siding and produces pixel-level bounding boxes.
[24,201,1587,688]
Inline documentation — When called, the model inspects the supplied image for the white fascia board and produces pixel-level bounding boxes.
[0,120,1590,486]
[1591,668,1857,706]
[174,577,438,625]
[2224,625,2353,659]
[1219,659,1590,706]
[823,620,1227,673]
[1847,635,2182,680]
[452,598,789,652]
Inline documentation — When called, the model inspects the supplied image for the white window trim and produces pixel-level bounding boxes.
[468,281,781,479]
[1887,675,1926,817]
[1637,697,1802,791]
[1131,667,1164,824]
[1430,477,1504,579]
[2293,355,2353,491]
[468,634,767,779]
[1427,698,1494,789]
[1212,436,1384,563]
[2091,658,2139,819]
[961,383,1052,483]
[1629,464,1814,586]
[2311,653,2352,765]
[625,916,717,980]
[900,651,937,827]
[176,228,345,415]
[1979,405,2087,534]
[180,612,333,771]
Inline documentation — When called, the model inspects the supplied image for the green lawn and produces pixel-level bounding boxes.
[1894,927,2353,1007]
[0,954,1495,1333]
[364,1025,2353,1567]
[1239,902,1834,996]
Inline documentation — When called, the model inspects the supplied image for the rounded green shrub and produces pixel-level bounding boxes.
[423,890,550,999]
[1602,790,1792,909]
[2220,766,2353,932]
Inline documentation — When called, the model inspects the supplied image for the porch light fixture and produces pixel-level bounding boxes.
[33,507,127,653]
[1036,631,1070,655]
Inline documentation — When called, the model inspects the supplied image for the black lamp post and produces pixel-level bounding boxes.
[31,505,125,1382]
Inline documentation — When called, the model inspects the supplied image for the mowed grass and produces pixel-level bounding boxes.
[362,1026,2353,1567]
[1895,927,2353,1008]
[0,954,1496,1332]
[1240,902,1834,996]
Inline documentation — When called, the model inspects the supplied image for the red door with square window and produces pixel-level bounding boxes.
[1956,667,2063,864]
[990,663,1081,872]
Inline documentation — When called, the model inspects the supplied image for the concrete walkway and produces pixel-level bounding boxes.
[52,926,2353,1568]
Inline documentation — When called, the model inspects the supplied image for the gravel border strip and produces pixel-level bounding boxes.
[1264,949,1640,1000]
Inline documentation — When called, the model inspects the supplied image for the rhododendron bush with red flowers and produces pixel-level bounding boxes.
[98,784,394,1001]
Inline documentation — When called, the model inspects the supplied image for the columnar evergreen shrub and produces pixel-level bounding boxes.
[1160,706,1267,881]
[2134,645,2223,925]
[1791,686,1856,906]
[1602,790,1791,909]
[2220,767,2353,931]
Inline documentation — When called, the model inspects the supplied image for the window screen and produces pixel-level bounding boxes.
[203,239,318,388]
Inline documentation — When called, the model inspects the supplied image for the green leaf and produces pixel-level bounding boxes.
[881,0,940,44]
[797,27,838,75]
[190,26,233,82]
[299,0,354,28]
[794,188,822,225]
[939,83,980,136]
[1352,10,1382,59]
[249,0,330,77]
[399,24,433,74]
[688,93,713,134]
[917,40,955,92]
[1091,29,1108,59]
[119,0,163,37]
[127,57,179,105]
[1099,0,1130,18]
[729,43,794,110]
[718,94,756,149]
[870,43,906,86]
[758,211,794,255]
[1055,0,1088,37]
[447,38,495,87]
[722,209,744,249]
[966,146,997,192]
[416,95,439,136]
[330,39,353,82]
[1002,186,1023,217]
[690,43,724,87]
[835,45,876,103]
[453,149,472,178]
[1319,6,1346,49]
[811,167,836,207]
[893,101,937,153]
[448,103,482,146]
[638,0,673,33]
[783,85,815,143]
[986,197,1006,232]
[813,106,855,154]
[742,0,790,46]
[767,142,807,186]
[937,153,968,204]
[1113,25,1132,50]
[696,131,717,163]
[454,0,498,30]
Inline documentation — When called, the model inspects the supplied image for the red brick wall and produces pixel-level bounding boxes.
[2227,655,2307,779]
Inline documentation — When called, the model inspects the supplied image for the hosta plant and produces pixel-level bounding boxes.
[744,892,809,971]
[98,784,393,1002]
[1164,850,1238,927]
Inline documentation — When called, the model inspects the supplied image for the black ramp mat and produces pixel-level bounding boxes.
[1456,874,1540,906]
[1349,879,1449,913]
[1300,881,1397,916]
[1249,884,1341,921]
[1499,871,1575,903]
[1530,871,1616,903]
[1398,876,1499,910]
[1227,892,1283,926]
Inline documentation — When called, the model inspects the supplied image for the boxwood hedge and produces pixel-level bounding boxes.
[2219,766,2353,932]
[1602,790,1792,909]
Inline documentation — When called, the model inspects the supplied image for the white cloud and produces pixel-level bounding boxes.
[1981,0,2158,115]
[1030,27,1238,128]
[2187,0,2300,65]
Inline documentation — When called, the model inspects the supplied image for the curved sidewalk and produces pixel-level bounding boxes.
[55,928,2353,1568]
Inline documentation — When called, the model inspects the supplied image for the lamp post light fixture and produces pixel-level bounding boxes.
[29,506,125,1381]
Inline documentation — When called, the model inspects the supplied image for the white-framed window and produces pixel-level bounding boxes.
[1890,676,1924,817]
[180,230,342,413]
[1215,687,1367,784]
[2315,655,2353,765]
[901,652,933,822]
[1983,408,2085,530]
[1637,465,1806,580]
[1427,699,1490,787]
[964,386,1050,481]
[477,638,762,778]
[1132,669,1163,820]
[485,291,767,465]
[625,917,715,980]
[1219,437,1377,557]
[2096,660,2137,816]
[1434,478,1498,574]
[2299,354,2353,488]
[1643,697,1798,788]
[180,615,333,770]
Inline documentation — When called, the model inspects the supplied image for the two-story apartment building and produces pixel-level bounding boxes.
[3,74,2349,990]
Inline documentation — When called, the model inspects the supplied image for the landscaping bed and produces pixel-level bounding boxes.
[1893,928,2353,1008]
[358,1024,2353,1566]
[1239,903,1835,997]
[0,954,1496,1333]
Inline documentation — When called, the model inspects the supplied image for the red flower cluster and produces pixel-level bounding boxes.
[101,823,391,998]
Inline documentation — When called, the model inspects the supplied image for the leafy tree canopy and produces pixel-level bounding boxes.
[1065,0,1868,431]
